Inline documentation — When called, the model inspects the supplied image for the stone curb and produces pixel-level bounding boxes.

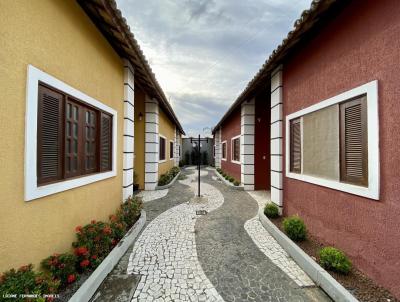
[258,209,358,302]
[214,169,244,190]
[155,171,181,190]
[69,210,147,302]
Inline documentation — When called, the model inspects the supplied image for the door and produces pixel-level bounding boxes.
[254,93,270,190]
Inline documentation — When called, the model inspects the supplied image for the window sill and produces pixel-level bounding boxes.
[231,160,241,165]
[26,170,116,201]
[221,158,227,161]
[159,159,167,163]
[286,172,379,200]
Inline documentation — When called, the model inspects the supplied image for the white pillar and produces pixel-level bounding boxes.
[174,127,179,166]
[241,98,255,190]
[270,66,283,208]
[144,97,159,190]
[122,59,135,202]
[214,128,222,168]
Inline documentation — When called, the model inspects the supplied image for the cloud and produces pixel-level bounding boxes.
[116,0,311,135]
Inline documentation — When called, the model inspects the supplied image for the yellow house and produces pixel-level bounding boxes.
[0,0,184,272]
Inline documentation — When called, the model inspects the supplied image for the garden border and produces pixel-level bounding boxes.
[69,210,147,302]
[156,171,181,190]
[258,209,358,302]
[214,169,244,190]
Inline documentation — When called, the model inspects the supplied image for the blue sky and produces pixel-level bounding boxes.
[116,0,311,136]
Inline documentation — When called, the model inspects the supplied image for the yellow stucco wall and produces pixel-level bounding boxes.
[158,107,176,176]
[134,89,146,189]
[0,0,124,272]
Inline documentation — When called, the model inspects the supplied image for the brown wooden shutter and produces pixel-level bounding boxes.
[340,96,368,186]
[100,112,112,171]
[290,118,301,173]
[37,84,63,185]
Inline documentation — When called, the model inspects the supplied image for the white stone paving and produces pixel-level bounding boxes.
[245,191,314,287]
[128,171,224,302]
[136,189,169,203]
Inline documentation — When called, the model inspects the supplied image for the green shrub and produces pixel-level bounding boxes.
[158,173,172,186]
[0,264,59,301]
[179,160,184,167]
[319,247,352,274]
[283,216,307,241]
[41,253,77,288]
[170,166,180,177]
[234,180,240,186]
[264,203,279,218]
[229,177,235,182]
[224,175,229,180]
[118,196,143,228]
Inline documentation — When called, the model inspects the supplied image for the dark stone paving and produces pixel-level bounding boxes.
[196,170,330,302]
[91,170,194,302]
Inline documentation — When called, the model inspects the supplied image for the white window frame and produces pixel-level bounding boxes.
[285,80,379,200]
[230,135,241,165]
[221,140,227,161]
[169,140,174,160]
[159,134,167,163]
[25,65,117,202]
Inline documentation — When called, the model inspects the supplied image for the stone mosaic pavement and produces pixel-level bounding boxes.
[92,167,329,302]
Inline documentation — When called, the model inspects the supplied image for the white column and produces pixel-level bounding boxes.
[122,59,135,202]
[270,66,283,208]
[214,128,222,168]
[174,127,179,166]
[241,98,255,190]
[144,97,159,190]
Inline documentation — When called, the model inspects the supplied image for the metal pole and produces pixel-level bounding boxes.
[198,134,200,197]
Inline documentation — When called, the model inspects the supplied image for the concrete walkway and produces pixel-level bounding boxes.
[92,167,330,302]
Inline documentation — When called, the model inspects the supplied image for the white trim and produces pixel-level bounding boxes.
[221,140,227,161]
[169,140,174,160]
[158,134,167,163]
[230,135,241,165]
[285,80,379,200]
[25,65,117,201]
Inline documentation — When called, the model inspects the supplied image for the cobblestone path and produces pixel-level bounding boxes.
[93,167,329,302]
[197,169,330,302]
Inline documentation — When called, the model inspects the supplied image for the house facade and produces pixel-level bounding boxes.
[0,0,183,273]
[213,0,400,297]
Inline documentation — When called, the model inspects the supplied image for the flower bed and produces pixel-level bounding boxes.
[269,215,398,302]
[157,166,181,188]
[0,196,143,302]
[215,168,242,188]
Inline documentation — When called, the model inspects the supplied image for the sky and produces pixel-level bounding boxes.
[116,0,311,137]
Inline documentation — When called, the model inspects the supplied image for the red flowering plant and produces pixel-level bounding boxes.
[41,253,77,288]
[109,214,127,244]
[72,220,114,271]
[117,196,143,228]
[0,264,59,301]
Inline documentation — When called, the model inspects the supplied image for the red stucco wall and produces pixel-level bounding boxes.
[221,107,241,181]
[282,0,400,297]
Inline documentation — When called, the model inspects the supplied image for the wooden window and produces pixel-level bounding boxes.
[222,142,227,159]
[170,141,174,159]
[159,136,166,161]
[290,118,302,173]
[340,96,368,186]
[232,137,240,162]
[37,83,112,185]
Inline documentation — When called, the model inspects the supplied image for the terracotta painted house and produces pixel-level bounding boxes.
[213,0,400,297]
[0,0,183,273]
